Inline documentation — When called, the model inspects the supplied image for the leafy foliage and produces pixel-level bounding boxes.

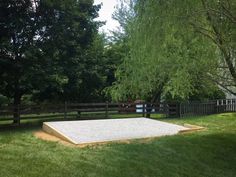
[0,0,105,105]
[0,0,108,123]
[110,0,230,102]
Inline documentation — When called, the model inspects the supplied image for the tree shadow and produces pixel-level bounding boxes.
[94,132,236,177]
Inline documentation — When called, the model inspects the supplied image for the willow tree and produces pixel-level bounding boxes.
[110,0,225,102]
[190,0,236,95]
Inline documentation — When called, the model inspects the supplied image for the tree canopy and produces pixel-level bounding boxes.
[0,0,108,123]
[110,0,235,102]
[0,0,234,123]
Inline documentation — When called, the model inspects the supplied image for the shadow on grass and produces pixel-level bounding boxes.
[0,114,235,177]
[0,117,79,132]
[96,132,236,177]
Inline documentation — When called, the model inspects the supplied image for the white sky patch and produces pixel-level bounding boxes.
[94,0,120,34]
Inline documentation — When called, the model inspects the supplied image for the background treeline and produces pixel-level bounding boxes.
[1,0,235,109]
[0,0,123,108]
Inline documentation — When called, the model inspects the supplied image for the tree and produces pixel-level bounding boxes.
[110,0,136,42]
[110,0,228,102]
[189,0,236,95]
[103,0,136,99]
[0,0,39,124]
[0,0,100,124]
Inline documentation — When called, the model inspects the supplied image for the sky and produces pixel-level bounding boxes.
[94,0,120,34]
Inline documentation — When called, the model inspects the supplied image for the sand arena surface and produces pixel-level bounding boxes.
[42,118,190,145]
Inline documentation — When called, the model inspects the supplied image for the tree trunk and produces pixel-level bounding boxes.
[13,88,21,125]
[146,103,151,118]
[146,90,162,118]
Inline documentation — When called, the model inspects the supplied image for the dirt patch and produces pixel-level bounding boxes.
[34,131,77,147]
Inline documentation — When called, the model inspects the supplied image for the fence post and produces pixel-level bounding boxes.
[105,101,109,118]
[178,103,181,118]
[17,104,20,125]
[215,100,218,114]
[164,103,170,118]
[64,101,67,119]
[233,99,236,112]
[142,103,145,117]
[13,104,20,125]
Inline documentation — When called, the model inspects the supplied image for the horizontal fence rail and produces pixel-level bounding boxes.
[180,99,236,117]
[1,99,236,123]
[0,102,179,123]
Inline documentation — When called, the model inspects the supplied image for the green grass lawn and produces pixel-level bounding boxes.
[0,113,236,177]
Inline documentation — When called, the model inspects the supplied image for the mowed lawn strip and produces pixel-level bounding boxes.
[0,113,236,177]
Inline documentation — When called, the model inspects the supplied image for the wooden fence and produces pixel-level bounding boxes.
[1,99,236,123]
[0,102,179,123]
[179,99,236,117]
